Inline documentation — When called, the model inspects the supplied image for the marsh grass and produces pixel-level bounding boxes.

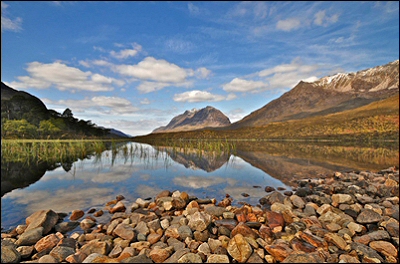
[1,139,129,163]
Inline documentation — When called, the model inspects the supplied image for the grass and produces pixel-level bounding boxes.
[1,139,130,163]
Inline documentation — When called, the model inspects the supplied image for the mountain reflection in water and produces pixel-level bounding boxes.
[1,140,398,231]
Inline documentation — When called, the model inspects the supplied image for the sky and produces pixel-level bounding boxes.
[2,1,399,136]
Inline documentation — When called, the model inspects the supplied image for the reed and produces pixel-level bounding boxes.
[1,139,127,163]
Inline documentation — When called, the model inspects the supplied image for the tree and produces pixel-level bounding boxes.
[3,119,37,138]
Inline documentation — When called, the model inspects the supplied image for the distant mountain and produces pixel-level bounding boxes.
[231,60,399,128]
[108,128,131,138]
[153,106,231,133]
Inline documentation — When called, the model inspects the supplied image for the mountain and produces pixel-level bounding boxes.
[231,60,399,128]
[108,128,131,138]
[153,106,231,133]
[1,82,49,124]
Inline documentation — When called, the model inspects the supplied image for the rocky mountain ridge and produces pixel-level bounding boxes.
[231,60,399,128]
[153,106,231,133]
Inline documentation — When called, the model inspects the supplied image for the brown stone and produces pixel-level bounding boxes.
[113,223,135,241]
[69,210,84,221]
[25,210,59,235]
[298,231,328,249]
[231,222,258,239]
[264,243,293,262]
[227,234,253,263]
[290,237,316,253]
[34,233,60,252]
[266,211,285,231]
[324,233,348,250]
[369,241,398,258]
[149,247,172,263]
[109,201,126,214]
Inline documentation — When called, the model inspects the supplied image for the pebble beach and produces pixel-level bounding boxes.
[1,167,399,263]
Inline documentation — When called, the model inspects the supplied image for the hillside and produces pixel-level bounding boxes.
[231,60,399,129]
[133,94,399,142]
[153,106,231,133]
[1,82,127,139]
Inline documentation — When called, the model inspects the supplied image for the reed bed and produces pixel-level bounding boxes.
[1,139,128,163]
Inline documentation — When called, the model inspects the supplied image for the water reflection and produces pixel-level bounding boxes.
[1,141,398,232]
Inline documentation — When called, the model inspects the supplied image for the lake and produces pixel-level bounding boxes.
[1,140,398,232]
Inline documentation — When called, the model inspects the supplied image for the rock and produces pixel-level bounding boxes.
[266,211,285,232]
[16,245,34,258]
[172,197,187,210]
[227,234,252,263]
[34,233,60,252]
[290,195,305,209]
[54,221,79,233]
[369,241,398,258]
[79,240,110,256]
[49,246,75,262]
[264,243,293,262]
[110,201,126,213]
[25,210,59,235]
[386,221,400,237]
[1,240,21,263]
[282,252,323,263]
[350,242,384,262]
[331,194,353,205]
[265,186,275,192]
[134,221,150,236]
[177,252,203,263]
[80,219,96,230]
[206,254,230,263]
[82,253,114,263]
[38,254,59,263]
[70,209,85,221]
[178,225,193,240]
[120,253,153,263]
[188,211,212,232]
[113,223,135,241]
[324,233,348,251]
[231,222,258,239]
[149,247,173,263]
[15,227,44,246]
[205,205,227,217]
[356,209,383,224]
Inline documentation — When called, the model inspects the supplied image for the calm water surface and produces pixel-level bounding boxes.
[1,141,398,232]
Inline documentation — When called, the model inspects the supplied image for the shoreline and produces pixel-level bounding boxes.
[1,167,399,263]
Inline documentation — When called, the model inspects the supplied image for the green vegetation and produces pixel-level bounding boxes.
[1,139,129,163]
[1,108,116,139]
[134,94,399,143]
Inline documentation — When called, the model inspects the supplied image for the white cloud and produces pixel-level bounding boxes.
[79,60,91,68]
[113,57,189,83]
[276,18,301,31]
[314,10,339,26]
[44,96,139,115]
[165,38,196,54]
[110,49,139,59]
[8,61,122,92]
[137,81,170,93]
[258,58,321,89]
[173,90,227,103]
[195,67,212,79]
[1,2,22,32]
[140,98,150,105]
[222,78,268,93]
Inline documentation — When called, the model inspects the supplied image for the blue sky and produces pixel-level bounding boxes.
[2,1,399,136]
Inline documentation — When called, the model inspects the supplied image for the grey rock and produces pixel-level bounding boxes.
[1,240,21,263]
[15,227,44,246]
[356,209,382,224]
